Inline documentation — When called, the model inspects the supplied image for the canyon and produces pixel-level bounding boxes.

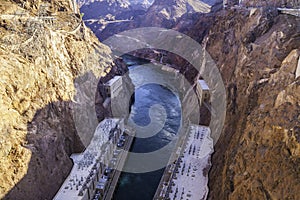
[0,0,299,199]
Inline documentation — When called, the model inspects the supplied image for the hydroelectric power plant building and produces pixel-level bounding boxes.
[55,74,213,199]
[153,125,213,200]
[55,74,135,200]
[54,119,126,200]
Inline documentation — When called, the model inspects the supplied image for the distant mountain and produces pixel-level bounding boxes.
[78,0,155,40]
[77,0,154,10]
[80,0,221,40]
[139,0,221,27]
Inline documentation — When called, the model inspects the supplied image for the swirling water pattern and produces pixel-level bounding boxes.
[113,60,182,200]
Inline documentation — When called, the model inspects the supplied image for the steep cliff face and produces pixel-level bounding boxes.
[159,6,300,199]
[201,8,300,199]
[0,0,114,199]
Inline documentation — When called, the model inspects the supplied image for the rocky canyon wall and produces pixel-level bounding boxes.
[200,7,300,199]
[0,0,115,199]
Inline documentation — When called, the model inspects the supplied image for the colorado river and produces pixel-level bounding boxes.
[113,58,182,200]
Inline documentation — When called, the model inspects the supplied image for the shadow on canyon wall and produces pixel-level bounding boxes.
[4,58,135,200]
[4,71,100,200]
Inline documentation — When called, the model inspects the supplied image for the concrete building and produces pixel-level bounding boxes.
[197,79,210,104]
[104,76,123,99]
[154,125,214,200]
[54,118,124,200]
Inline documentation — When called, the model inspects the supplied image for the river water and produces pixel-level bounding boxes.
[113,58,182,200]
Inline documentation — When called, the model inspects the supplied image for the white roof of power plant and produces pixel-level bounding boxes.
[54,118,121,200]
[167,125,213,200]
[198,80,209,90]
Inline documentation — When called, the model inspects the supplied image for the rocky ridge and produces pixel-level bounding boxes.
[200,7,300,199]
